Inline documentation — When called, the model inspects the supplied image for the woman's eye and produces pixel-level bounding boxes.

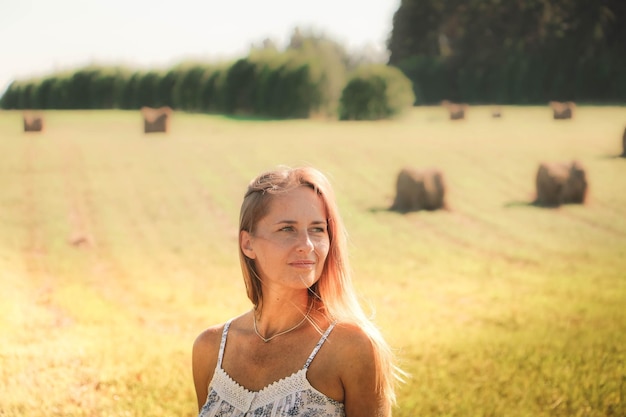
[279,226,295,232]
[311,226,327,233]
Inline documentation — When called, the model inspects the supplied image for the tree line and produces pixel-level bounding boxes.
[388,0,626,104]
[0,30,413,120]
[4,2,624,111]
[0,33,343,119]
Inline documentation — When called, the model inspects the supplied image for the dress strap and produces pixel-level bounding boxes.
[217,319,233,367]
[304,321,337,369]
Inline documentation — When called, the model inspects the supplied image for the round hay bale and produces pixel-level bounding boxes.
[535,160,588,206]
[549,101,575,120]
[23,112,44,132]
[390,167,446,212]
[622,126,626,157]
[441,100,467,120]
[536,162,566,207]
[561,161,588,204]
[492,107,502,118]
[141,106,172,133]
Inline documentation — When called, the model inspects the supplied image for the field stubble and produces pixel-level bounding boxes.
[0,106,624,416]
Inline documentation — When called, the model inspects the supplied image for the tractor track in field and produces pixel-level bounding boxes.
[594,202,626,225]
[555,208,626,240]
[22,139,46,278]
[57,139,151,319]
[56,139,204,333]
[404,203,626,269]
[452,210,550,250]
[20,138,71,328]
[577,196,626,237]
[404,211,544,268]
[452,151,536,203]
[61,141,96,250]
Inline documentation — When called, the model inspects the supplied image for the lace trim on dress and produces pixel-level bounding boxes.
[208,319,340,412]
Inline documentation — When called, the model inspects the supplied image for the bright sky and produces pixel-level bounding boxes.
[0,0,400,93]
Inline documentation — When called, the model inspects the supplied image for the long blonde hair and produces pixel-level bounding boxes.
[238,166,402,408]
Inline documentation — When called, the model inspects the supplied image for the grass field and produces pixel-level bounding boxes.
[0,106,625,417]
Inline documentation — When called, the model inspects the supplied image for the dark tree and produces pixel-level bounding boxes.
[388,0,626,103]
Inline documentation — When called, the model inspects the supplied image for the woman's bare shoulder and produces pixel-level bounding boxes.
[192,322,226,383]
[191,322,229,410]
[193,323,224,350]
[193,313,248,354]
[330,322,376,357]
[330,322,388,416]
[192,316,250,409]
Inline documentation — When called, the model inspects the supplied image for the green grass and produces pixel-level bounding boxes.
[0,106,625,416]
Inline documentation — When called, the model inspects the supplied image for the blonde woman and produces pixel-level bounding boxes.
[192,166,401,417]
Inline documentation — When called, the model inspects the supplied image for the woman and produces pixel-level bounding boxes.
[192,166,401,417]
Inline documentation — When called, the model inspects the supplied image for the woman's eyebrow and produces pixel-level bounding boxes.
[272,219,327,225]
[311,220,328,225]
[273,220,297,225]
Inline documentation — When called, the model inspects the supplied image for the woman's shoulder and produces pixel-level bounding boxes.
[194,312,251,350]
[192,316,246,390]
[192,324,227,373]
[193,323,224,350]
[326,321,377,361]
[310,320,382,410]
[194,314,242,347]
[192,316,246,410]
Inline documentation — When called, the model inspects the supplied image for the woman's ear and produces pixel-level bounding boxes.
[240,230,256,259]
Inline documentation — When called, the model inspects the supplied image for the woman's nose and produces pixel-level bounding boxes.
[296,232,314,252]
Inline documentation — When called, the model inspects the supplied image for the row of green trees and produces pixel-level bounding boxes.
[0,55,333,118]
[0,31,414,120]
[8,0,623,111]
[388,0,626,104]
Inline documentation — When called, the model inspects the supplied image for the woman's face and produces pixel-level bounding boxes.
[240,186,330,292]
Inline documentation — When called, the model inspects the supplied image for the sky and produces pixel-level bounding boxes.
[0,0,400,93]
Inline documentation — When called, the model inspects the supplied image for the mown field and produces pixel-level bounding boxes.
[0,106,625,417]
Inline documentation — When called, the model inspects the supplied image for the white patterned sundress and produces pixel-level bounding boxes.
[198,319,345,417]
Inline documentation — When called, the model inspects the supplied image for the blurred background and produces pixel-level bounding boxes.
[2,0,625,113]
[1,1,625,417]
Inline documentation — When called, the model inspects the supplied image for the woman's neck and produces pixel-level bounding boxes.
[254,295,312,335]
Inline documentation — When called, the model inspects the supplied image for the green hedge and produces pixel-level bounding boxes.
[1,50,348,119]
[339,64,415,120]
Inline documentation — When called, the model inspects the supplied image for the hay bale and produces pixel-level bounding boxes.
[23,112,44,132]
[390,167,447,212]
[441,100,467,120]
[492,107,502,118]
[141,106,172,133]
[622,126,626,157]
[535,160,588,206]
[549,101,575,120]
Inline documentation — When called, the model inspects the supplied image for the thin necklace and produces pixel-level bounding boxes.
[253,302,313,343]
